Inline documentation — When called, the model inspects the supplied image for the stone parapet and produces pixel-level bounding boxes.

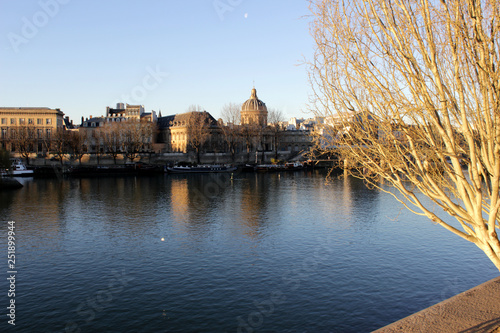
[373,276,500,333]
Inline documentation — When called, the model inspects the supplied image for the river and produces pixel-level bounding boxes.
[0,170,497,332]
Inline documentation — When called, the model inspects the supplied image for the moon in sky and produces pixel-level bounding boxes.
[244,13,248,19]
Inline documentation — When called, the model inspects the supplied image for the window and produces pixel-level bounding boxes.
[1,129,7,139]
[37,118,43,125]
[1,118,6,125]
[28,118,34,125]
[37,129,43,139]
[19,118,25,125]
[46,129,51,138]
[10,118,16,125]
[46,118,52,125]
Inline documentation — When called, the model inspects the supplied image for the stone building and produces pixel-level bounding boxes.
[81,103,156,128]
[157,111,221,153]
[0,107,65,153]
[240,87,268,127]
[239,87,314,158]
[79,103,157,153]
[105,103,144,121]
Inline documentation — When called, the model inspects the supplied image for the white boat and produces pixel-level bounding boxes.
[9,160,34,177]
[285,161,304,171]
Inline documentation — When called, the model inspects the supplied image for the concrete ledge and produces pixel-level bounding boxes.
[373,276,500,333]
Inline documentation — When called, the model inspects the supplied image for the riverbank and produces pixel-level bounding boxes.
[373,276,500,333]
[14,149,314,167]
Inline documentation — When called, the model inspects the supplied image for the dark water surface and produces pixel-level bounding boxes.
[0,171,498,332]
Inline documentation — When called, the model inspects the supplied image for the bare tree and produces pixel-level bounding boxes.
[240,123,260,163]
[268,108,285,160]
[186,111,212,164]
[220,102,242,162]
[41,129,53,159]
[91,128,103,165]
[140,120,155,162]
[51,129,69,166]
[68,130,87,165]
[308,0,500,270]
[11,125,35,165]
[120,120,154,163]
[123,121,142,163]
[99,123,122,164]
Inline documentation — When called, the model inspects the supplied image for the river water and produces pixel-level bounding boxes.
[0,170,498,332]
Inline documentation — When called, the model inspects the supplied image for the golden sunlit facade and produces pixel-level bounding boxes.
[0,107,65,152]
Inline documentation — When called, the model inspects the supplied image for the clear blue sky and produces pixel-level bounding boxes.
[1,0,315,123]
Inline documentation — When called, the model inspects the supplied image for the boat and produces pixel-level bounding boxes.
[285,161,304,171]
[255,162,305,172]
[237,164,256,172]
[8,159,34,177]
[254,164,286,172]
[167,165,237,174]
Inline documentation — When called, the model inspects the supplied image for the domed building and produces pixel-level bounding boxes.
[241,87,268,127]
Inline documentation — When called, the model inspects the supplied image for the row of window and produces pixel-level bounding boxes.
[1,128,51,139]
[0,118,52,125]
[83,118,152,127]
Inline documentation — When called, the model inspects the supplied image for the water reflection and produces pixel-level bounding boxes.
[166,173,278,239]
[0,172,386,242]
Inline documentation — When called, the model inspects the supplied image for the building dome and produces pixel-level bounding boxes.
[241,88,268,127]
[241,88,267,112]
